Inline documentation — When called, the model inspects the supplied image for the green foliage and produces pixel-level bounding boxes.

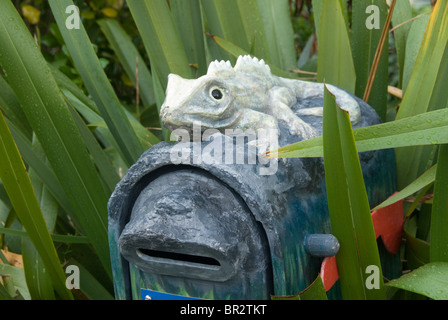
[0,104,71,299]
[395,1,448,190]
[269,108,448,158]
[0,0,445,300]
[352,0,389,121]
[322,87,385,299]
[271,0,448,300]
[313,0,356,93]
[430,145,448,262]
[387,262,448,300]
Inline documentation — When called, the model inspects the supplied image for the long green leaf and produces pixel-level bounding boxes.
[201,0,285,67]
[0,227,89,244]
[352,0,389,121]
[1,78,73,213]
[199,0,232,63]
[127,0,193,89]
[390,0,413,87]
[97,19,156,110]
[323,86,385,299]
[372,164,436,211]
[396,1,448,118]
[269,108,448,158]
[208,34,250,60]
[49,0,145,167]
[386,262,448,299]
[0,111,71,300]
[208,0,250,61]
[234,0,271,61]
[430,144,448,262]
[48,63,99,115]
[55,59,158,152]
[312,0,323,38]
[52,73,133,155]
[22,135,58,300]
[395,1,448,189]
[313,0,356,93]
[401,13,430,93]
[68,105,120,196]
[7,120,73,216]
[170,0,207,76]
[0,76,32,138]
[0,0,111,279]
[256,0,297,71]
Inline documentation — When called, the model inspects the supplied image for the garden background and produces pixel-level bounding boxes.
[0,0,446,300]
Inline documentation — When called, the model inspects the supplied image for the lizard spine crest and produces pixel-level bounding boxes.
[234,55,271,74]
[207,60,233,76]
[207,55,271,77]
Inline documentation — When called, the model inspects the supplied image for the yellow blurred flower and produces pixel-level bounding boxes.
[102,7,118,18]
[22,5,41,25]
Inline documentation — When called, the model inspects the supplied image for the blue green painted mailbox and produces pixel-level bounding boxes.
[107,56,400,300]
[108,97,399,300]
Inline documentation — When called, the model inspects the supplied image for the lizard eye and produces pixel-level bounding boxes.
[210,87,224,100]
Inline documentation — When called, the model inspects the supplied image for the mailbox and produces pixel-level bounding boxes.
[108,96,400,300]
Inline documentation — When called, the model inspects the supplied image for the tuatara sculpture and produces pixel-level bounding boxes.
[160,55,360,140]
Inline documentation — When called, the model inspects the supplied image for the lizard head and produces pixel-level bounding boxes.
[160,60,240,134]
[160,56,273,135]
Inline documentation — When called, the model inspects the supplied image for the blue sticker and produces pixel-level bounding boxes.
[141,288,202,300]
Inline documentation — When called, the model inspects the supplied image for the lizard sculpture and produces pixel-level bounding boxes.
[160,55,360,140]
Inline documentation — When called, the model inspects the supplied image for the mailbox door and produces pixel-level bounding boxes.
[119,168,273,300]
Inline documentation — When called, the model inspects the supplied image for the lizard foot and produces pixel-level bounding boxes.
[288,118,319,140]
